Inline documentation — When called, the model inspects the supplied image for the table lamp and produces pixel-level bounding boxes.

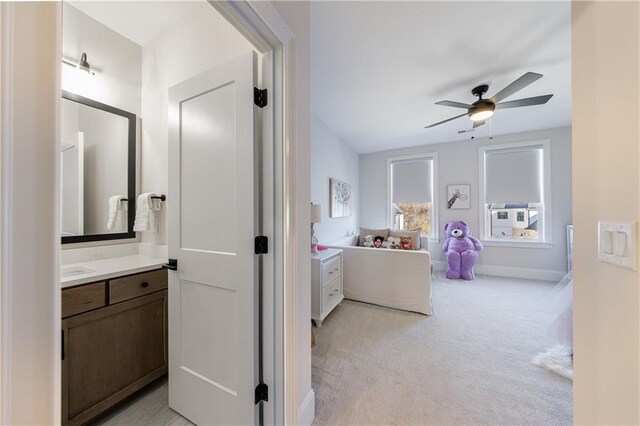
[311,203,322,253]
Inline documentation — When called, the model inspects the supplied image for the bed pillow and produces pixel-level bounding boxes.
[359,228,389,246]
[389,228,422,250]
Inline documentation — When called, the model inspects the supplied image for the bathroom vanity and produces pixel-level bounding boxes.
[61,259,168,425]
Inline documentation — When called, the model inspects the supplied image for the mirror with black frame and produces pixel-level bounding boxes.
[61,91,136,243]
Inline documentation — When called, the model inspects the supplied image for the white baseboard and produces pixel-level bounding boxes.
[297,389,315,426]
[432,260,565,282]
[432,260,446,271]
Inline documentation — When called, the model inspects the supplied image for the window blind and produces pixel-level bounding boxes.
[485,146,543,203]
[392,159,433,203]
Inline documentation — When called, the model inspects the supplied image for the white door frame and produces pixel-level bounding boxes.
[0,1,297,424]
[209,3,297,424]
[0,2,62,424]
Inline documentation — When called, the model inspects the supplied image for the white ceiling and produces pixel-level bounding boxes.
[67,1,210,46]
[311,1,572,154]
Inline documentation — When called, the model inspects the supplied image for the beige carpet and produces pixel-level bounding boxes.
[312,273,572,425]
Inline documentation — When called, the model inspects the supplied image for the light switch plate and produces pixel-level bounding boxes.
[601,230,613,254]
[598,221,637,270]
[613,232,627,256]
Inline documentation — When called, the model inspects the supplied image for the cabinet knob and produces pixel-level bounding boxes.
[141,282,149,288]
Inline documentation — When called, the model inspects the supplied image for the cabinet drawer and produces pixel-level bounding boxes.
[322,278,341,310]
[62,282,106,318]
[109,269,167,304]
[322,256,341,286]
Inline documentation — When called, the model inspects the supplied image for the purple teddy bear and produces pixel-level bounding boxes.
[442,221,483,280]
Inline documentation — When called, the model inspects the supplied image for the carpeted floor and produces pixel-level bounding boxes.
[312,273,573,425]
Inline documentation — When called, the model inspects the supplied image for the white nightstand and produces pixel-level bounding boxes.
[311,248,344,327]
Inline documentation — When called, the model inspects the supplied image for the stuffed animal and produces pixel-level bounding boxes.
[384,236,401,249]
[442,221,483,280]
[399,235,413,250]
[373,236,384,248]
[363,234,375,248]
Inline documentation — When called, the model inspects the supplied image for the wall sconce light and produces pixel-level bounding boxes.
[62,52,96,76]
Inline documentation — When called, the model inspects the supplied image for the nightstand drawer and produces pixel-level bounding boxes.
[109,269,167,304]
[322,278,341,310]
[62,282,106,318]
[322,256,341,286]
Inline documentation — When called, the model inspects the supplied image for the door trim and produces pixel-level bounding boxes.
[207,2,295,425]
[0,2,62,424]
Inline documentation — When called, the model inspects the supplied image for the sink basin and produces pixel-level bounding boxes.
[61,266,96,278]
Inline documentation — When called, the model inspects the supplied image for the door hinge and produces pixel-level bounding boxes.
[255,236,268,255]
[254,87,268,108]
[255,381,269,404]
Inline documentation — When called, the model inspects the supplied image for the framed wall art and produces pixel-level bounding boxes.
[447,184,470,209]
[330,178,352,217]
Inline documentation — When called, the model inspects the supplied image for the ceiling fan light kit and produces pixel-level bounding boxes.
[468,104,495,121]
[425,72,553,129]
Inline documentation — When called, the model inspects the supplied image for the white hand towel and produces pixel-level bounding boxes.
[107,195,127,230]
[133,193,163,234]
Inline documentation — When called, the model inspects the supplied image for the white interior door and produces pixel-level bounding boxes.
[61,132,84,236]
[168,51,259,425]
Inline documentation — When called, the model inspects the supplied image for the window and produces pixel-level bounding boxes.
[479,140,551,244]
[388,154,437,237]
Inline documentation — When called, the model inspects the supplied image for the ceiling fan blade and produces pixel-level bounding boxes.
[490,72,543,103]
[436,100,471,109]
[473,120,486,128]
[424,113,468,129]
[495,94,553,109]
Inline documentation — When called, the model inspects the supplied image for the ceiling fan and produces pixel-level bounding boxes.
[425,72,553,129]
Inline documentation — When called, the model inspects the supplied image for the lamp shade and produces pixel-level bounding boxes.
[311,204,323,223]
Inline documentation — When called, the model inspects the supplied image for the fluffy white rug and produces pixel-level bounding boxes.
[533,345,573,380]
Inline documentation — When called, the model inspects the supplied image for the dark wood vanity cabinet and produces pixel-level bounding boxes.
[61,269,168,426]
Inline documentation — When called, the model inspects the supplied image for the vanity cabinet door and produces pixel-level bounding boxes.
[61,290,168,426]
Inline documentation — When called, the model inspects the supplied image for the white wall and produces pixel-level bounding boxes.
[139,1,253,245]
[311,115,359,244]
[360,126,572,280]
[572,2,640,424]
[270,1,313,424]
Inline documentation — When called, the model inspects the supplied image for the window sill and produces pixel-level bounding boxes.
[480,239,554,249]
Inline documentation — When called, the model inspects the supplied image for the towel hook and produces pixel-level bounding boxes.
[151,194,166,202]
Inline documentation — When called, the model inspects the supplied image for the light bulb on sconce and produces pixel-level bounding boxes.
[310,203,323,254]
[62,52,96,76]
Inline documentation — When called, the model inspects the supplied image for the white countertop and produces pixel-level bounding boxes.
[61,255,168,288]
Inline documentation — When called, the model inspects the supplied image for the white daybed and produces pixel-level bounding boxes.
[328,235,432,315]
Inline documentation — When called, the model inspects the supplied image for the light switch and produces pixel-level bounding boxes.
[598,221,637,270]
[601,230,613,254]
[614,231,627,256]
